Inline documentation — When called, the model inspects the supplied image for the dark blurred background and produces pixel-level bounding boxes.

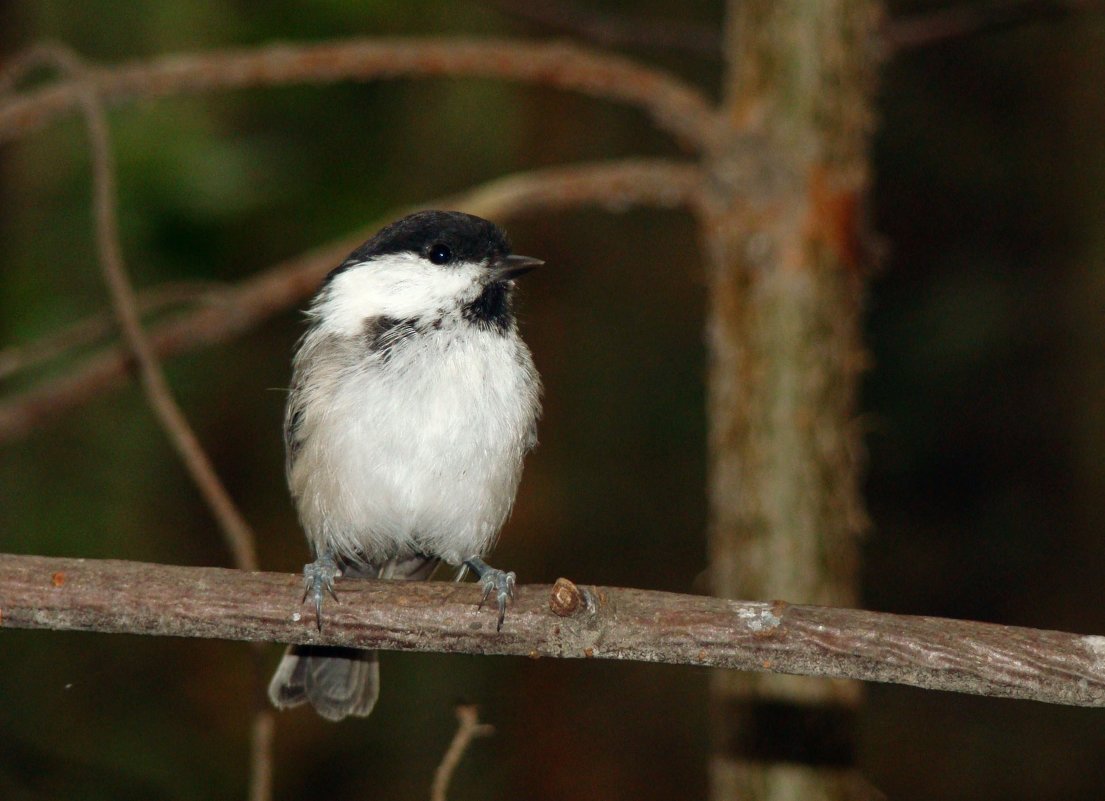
[1,2,1103,799]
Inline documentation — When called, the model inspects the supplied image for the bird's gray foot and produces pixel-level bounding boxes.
[302,549,342,631]
[464,556,515,632]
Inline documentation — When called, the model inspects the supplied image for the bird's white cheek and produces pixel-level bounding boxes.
[314,258,479,336]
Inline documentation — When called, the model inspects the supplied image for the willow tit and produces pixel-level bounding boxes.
[268,210,543,721]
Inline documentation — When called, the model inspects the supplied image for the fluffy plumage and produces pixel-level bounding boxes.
[268,211,542,720]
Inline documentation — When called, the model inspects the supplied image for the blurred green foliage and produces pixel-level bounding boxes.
[1,1,1104,800]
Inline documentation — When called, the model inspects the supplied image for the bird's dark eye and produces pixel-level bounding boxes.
[428,243,453,265]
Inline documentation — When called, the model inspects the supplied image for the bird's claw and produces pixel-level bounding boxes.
[476,568,516,632]
[302,553,342,631]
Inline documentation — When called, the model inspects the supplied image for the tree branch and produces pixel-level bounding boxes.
[3,552,1105,708]
[15,43,273,801]
[484,0,722,56]
[0,281,224,381]
[883,0,1105,53]
[430,706,494,801]
[462,1,1105,61]
[0,158,703,443]
[39,43,260,573]
[0,37,719,152]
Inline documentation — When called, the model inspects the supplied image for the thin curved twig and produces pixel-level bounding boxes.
[0,158,704,443]
[430,706,495,801]
[32,46,258,572]
[0,37,720,152]
[4,43,271,801]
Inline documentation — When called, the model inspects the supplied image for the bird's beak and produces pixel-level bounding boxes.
[488,254,543,283]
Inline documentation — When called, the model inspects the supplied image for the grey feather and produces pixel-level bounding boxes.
[268,645,380,721]
[270,211,542,721]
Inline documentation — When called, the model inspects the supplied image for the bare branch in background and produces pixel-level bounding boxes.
[485,0,722,55]
[0,37,720,152]
[12,44,260,573]
[248,700,274,801]
[0,281,225,381]
[0,44,271,801]
[467,0,1105,60]
[884,0,1105,53]
[0,159,704,443]
[430,706,495,801]
[4,552,1105,709]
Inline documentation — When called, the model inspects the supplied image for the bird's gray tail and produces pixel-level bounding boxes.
[268,644,379,721]
[267,555,438,721]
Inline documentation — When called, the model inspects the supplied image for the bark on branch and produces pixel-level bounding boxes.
[3,552,1104,708]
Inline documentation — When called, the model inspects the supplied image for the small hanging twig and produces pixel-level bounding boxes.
[431,706,496,801]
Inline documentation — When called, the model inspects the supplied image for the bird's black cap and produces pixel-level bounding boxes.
[327,210,512,283]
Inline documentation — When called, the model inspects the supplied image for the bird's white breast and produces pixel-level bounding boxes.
[289,319,540,566]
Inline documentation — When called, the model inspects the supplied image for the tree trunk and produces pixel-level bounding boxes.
[702,2,880,799]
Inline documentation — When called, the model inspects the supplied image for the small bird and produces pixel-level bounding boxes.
[268,210,543,721]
